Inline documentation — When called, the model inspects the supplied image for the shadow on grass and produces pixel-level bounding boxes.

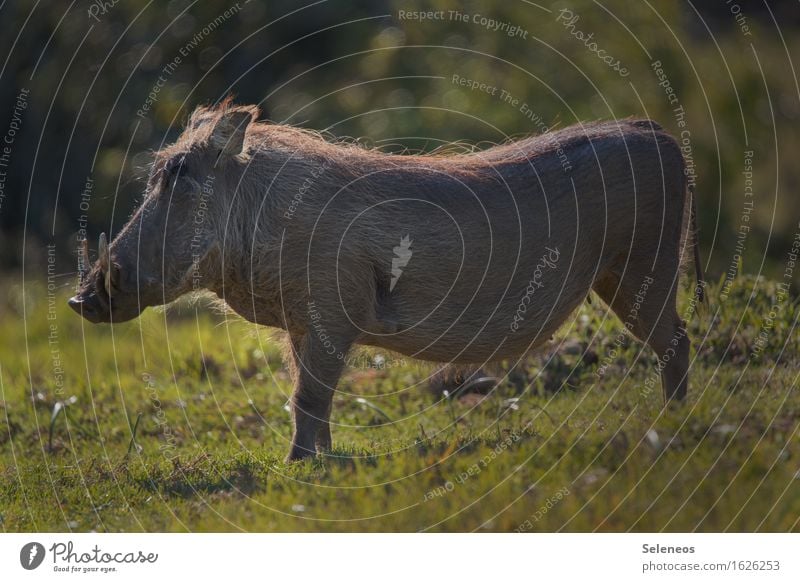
[133,455,267,499]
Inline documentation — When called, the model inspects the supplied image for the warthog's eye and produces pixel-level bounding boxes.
[163,156,188,187]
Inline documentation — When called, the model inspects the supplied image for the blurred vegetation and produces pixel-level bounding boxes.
[0,0,799,283]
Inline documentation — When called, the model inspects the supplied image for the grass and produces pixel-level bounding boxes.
[0,274,798,532]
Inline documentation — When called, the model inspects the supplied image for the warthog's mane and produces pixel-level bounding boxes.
[173,97,664,176]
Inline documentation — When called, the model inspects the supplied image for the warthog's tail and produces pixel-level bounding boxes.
[689,183,705,304]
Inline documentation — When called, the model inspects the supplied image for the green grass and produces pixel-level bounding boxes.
[0,275,798,532]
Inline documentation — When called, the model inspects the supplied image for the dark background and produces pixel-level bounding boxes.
[1,0,798,285]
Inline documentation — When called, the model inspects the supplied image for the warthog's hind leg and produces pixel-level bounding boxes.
[592,267,689,403]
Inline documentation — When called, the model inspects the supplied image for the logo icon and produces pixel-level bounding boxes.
[390,235,413,292]
[20,542,46,570]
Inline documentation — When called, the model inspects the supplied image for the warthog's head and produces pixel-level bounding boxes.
[68,100,258,323]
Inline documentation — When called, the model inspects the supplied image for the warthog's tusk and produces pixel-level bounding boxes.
[99,232,111,294]
[98,232,109,268]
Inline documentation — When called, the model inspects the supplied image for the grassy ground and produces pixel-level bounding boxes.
[0,275,798,532]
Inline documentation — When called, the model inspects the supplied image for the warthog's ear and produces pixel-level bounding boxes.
[210,108,257,157]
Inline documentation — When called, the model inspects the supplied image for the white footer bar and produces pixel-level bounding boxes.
[1,533,796,581]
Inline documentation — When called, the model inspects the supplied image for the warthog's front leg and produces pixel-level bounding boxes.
[286,332,349,461]
[315,400,333,451]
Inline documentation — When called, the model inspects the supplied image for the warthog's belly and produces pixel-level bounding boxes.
[357,238,593,363]
[361,315,566,364]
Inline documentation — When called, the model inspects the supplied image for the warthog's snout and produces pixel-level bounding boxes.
[67,285,141,324]
[68,233,145,324]
[67,292,106,323]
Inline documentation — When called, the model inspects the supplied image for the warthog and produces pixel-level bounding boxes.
[69,99,703,460]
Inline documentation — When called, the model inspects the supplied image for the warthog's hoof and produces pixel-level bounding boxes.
[285,444,317,462]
